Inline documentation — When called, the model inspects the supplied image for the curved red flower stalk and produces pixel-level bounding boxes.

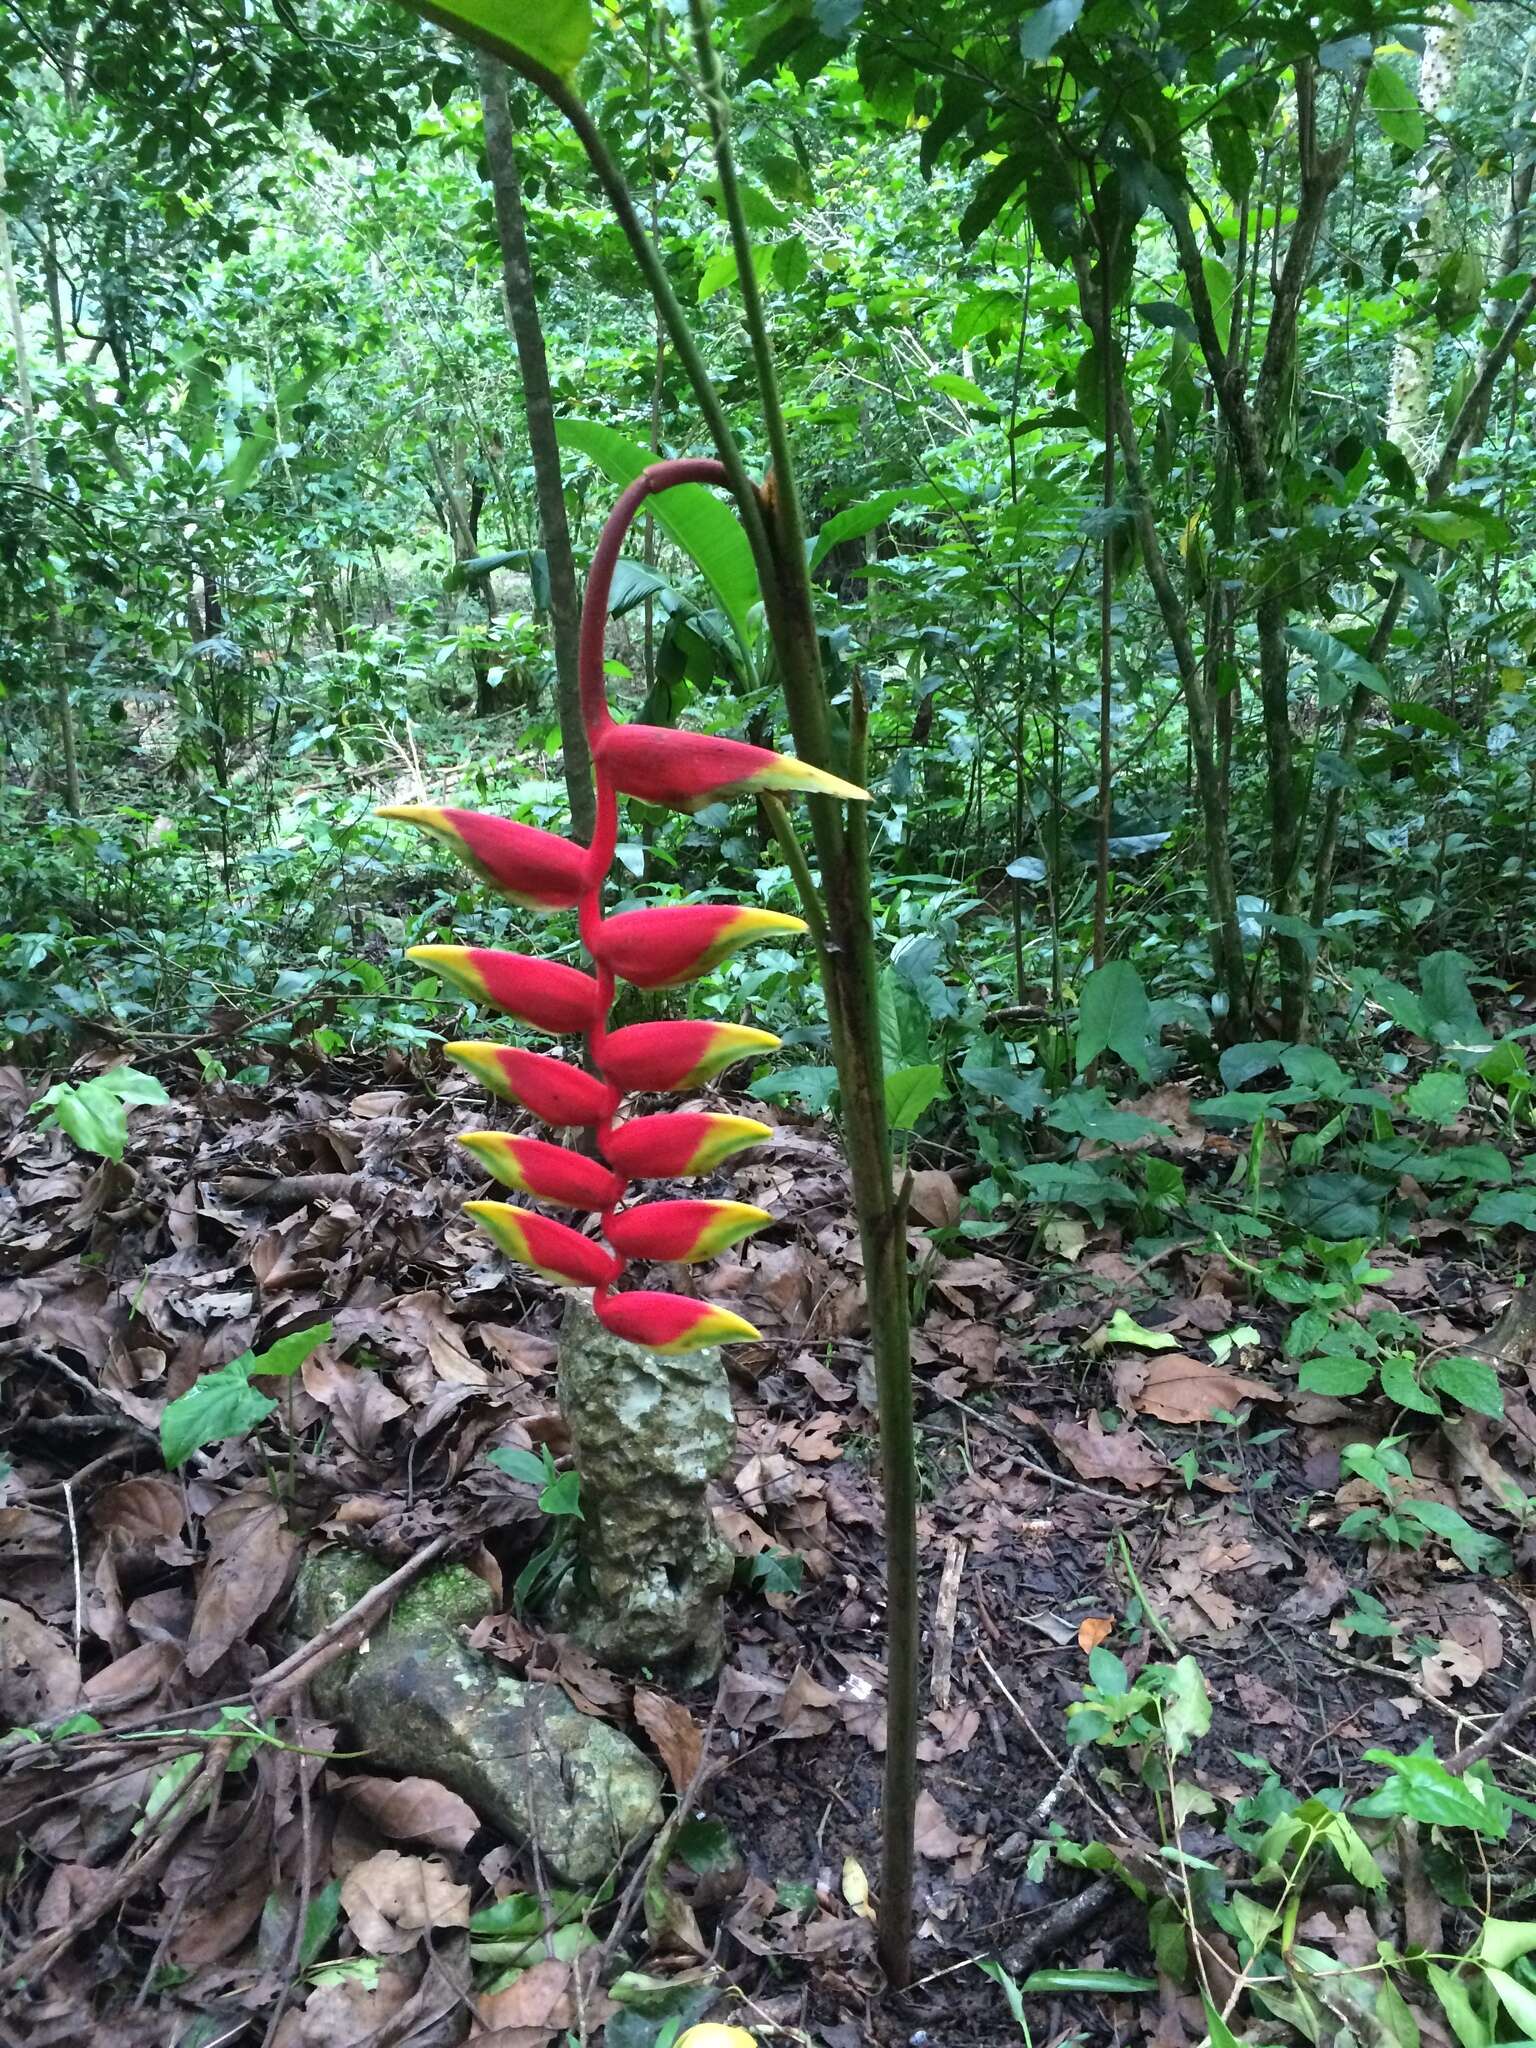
[389,458,867,1353]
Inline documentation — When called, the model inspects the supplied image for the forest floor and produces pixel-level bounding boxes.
[2,1051,1535,2047]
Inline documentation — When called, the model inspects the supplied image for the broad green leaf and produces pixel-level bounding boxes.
[161,1360,276,1469]
[1482,1968,1536,2042]
[1426,1356,1503,1419]
[1298,1356,1375,1396]
[251,1322,334,1378]
[103,1066,171,1106]
[1379,1353,1440,1416]
[1046,1089,1170,1144]
[1017,0,1082,61]
[405,0,589,75]
[1077,960,1154,1082]
[1397,1500,1508,1574]
[1410,508,1511,549]
[1367,61,1426,150]
[487,1445,549,1487]
[222,419,275,496]
[810,489,907,569]
[538,1468,583,1518]
[1016,1161,1128,1217]
[1318,1809,1387,1890]
[554,419,760,662]
[1280,1172,1383,1241]
[697,245,739,301]
[885,1063,946,1130]
[1405,1069,1466,1125]
[1480,1919,1536,1971]
[159,1323,331,1468]
[50,1078,129,1161]
[1159,1656,1211,1759]
[1419,951,1489,1060]
[978,1957,1030,2034]
[1202,254,1233,352]
[749,1064,839,1114]
[1427,1963,1491,2048]
[1287,626,1388,703]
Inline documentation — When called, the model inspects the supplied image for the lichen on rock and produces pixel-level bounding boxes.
[290,1550,662,1881]
[554,1295,735,1686]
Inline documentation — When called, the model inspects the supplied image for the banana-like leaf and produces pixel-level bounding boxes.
[410,0,589,76]
[555,418,760,667]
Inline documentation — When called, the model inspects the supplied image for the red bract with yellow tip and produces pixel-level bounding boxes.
[408,946,600,1035]
[593,1288,761,1353]
[592,905,806,990]
[377,805,587,909]
[457,1133,624,1210]
[465,1202,620,1288]
[605,1200,770,1263]
[595,723,869,814]
[380,457,866,1348]
[443,1043,613,1127]
[603,1112,772,1180]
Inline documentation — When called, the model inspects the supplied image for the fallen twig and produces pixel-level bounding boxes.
[253,1529,459,1709]
[0,1737,235,1991]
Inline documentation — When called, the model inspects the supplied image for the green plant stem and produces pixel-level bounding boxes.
[681,0,916,1984]
[759,793,830,950]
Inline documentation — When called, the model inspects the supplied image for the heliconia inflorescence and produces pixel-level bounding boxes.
[385,457,868,1353]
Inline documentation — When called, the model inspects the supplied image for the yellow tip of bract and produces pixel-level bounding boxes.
[674,2028,760,2048]
[666,1305,762,1353]
[753,755,870,804]
[376,803,440,824]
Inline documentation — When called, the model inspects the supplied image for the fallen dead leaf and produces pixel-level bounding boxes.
[471,1958,595,2045]
[1114,1350,1281,1424]
[913,1788,965,1860]
[186,1486,300,1677]
[338,1774,481,1853]
[1077,1615,1114,1652]
[0,1600,82,1723]
[340,1848,470,1955]
[1041,1412,1167,1491]
[633,1688,703,1794]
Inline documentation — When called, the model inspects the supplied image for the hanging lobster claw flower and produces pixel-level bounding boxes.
[458,1133,625,1210]
[593,1287,760,1352]
[599,1020,780,1092]
[409,947,600,1036]
[465,1201,620,1287]
[605,1199,770,1263]
[603,1112,771,1179]
[595,725,868,814]
[591,905,806,991]
[444,1043,613,1127]
[377,805,587,910]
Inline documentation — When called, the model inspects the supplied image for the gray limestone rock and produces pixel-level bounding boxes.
[554,1295,735,1686]
[290,1551,662,1882]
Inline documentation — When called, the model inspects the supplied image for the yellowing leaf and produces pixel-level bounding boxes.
[1088,1308,1179,1354]
[1078,1615,1114,1652]
[841,1855,876,1920]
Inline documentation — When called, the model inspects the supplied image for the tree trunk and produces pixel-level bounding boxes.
[477,54,593,839]
[0,148,80,815]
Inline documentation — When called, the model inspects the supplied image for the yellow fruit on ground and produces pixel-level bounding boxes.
[674,2029,759,2048]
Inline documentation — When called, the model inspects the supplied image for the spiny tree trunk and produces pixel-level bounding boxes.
[477,54,594,840]
[1384,9,1469,478]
